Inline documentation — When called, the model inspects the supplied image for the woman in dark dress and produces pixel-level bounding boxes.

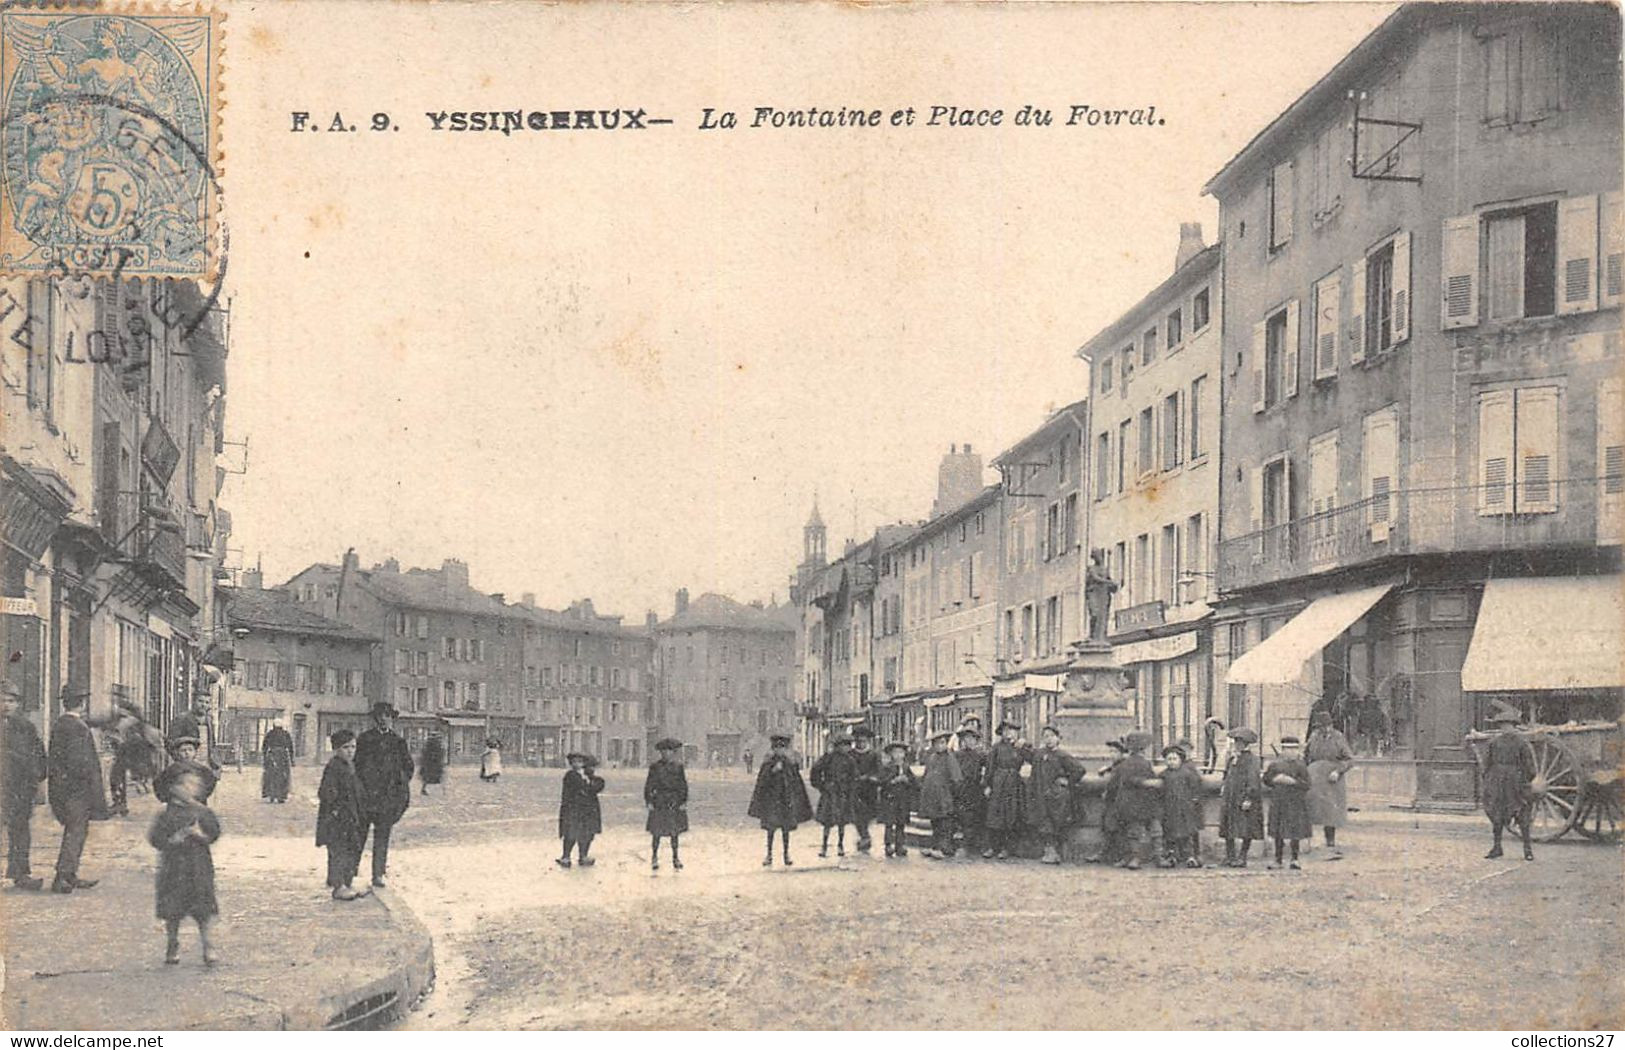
[982,721,1029,860]
[147,767,221,964]
[644,738,689,871]
[260,723,294,803]
[557,752,605,868]
[748,734,814,867]
[419,733,446,795]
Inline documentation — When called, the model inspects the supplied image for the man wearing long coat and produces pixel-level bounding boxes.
[849,727,883,852]
[981,723,1029,859]
[48,691,109,893]
[918,731,964,857]
[260,722,295,802]
[2,683,48,889]
[952,726,988,856]
[353,702,413,888]
[1219,728,1265,867]
[1304,710,1355,856]
[1026,726,1085,864]
[1479,708,1536,861]
[809,735,859,857]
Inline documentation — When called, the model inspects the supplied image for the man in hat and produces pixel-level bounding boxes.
[354,701,414,888]
[644,738,688,870]
[1107,731,1158,870]
[981,720,1028,859]
[1304,709,1355,858]
[810,733,858,858]
[849,726,882,852]
[1087,737,1129,864]
[877,741,919,857]
[918,730,964,858]
[2,682,48,889]
[48,689,108,893]
[952,724,987,857]
[1219,727,1264,867]
[317,729,370,900]
[749,734,813,866]
[1027,725,1085,864]
[260,720,294,803]
[1263,735,1312,870]
[1479,703,1536,861]
[558,751,605,868]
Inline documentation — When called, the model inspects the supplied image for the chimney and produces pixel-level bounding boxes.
[675,588,689,616]
[376,557,399,574]
[1175,222,1206,271]
[932,442,984,517]
[490,593,505,606]
[342,548,360,574]
[646,611,659,630]
[521,593,536,608]
[441,558,469,592]
[242,569,263,590]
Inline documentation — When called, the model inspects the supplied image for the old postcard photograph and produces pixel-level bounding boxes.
[0,0,1621,1033]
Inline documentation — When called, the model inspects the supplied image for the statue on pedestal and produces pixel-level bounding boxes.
[1084,548,1119,645]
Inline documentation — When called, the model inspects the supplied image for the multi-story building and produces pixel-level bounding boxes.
[991,405,1089,731]
[1205,2,1622,807]
[1079,227,1223,751]
[517,597,655,768]
[219,579,379,763]
[284,554,524,761]
[654,589,798,766]
[1,277,230,744]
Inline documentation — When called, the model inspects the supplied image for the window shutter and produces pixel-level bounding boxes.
[1477,390,1514,514]
[1599,378,1623,544]
[1248,466,1264,556]
[1283,299,1301,398]
[1362,410,1398,536]
[1314,272,1341,379]
[1556,195,1599,315]
[1251,320,1267,413]
[1602,191,1623,309]
[1487,214,1526,322]
[1390,230,1411,344]
[1348,258,1367,363]
[1441,215,1480,329]
[1271,161,1294,247]
[1515,387,1560,514]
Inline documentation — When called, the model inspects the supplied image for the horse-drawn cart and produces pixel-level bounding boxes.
[1467,720,1623,842]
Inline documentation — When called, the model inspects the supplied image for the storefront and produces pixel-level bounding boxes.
[992,672,1065,735]
[1114,627,1212,753]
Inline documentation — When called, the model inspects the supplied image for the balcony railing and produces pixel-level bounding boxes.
[100,491,188,588]
[1218,477,1620,592]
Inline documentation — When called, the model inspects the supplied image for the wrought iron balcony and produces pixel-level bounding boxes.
[101,491,188,589]
[1217,477,1620,593]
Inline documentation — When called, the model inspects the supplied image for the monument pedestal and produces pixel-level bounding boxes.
[1053,639,1137,760]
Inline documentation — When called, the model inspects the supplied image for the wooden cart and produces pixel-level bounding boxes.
[1467,721,1623,842]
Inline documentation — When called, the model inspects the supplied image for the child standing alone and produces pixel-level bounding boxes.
[147,768,220,965]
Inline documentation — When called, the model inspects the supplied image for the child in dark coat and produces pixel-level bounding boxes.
[748,734,814,867]
[147,767,220,965]
[644,738,690,871]
[1220,727,1265,867]
[557,752,605,868]
[153,737,218,804]
[877,743,920,858]
[1107,731,1158,870]
[316,729,370,900]
[1263,736,1313,870]
[1156,744,1204,868]
[809,735,859,858]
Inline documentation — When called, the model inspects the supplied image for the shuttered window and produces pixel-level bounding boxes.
[1269,161,1294,251]
[1442,215,1480,328]
[1556,194,1599,315]
[1478,387,1561,515]
[1599,378,1623,545]
[1482,20,1562,127]
[1362,408,1399,536]
[1314,271,1341,380]
[1602,191,1624,309]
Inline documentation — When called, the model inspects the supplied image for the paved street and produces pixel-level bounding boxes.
[166,763,1619,1031]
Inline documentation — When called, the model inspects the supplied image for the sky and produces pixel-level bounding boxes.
[220,0,1396,622]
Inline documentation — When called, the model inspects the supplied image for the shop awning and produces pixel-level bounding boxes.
[1025,673,1065,693]
[1116,631,1200,665]
[1227,582,1395,686]
[1461,576,1624,692]
[442,716,489,727]
[993,677,1026,699]
[923,692,958,708]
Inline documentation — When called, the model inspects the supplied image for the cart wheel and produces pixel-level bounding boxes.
[1572,777,1624,843]
[1525,735,1584,842]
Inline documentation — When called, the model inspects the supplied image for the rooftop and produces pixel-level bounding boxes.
[1074,243,1222,361]
[224,587,379,642]
[659,592,798,634]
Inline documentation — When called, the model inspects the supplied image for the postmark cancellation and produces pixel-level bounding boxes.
[0,5,221,280]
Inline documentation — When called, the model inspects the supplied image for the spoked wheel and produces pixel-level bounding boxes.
[1572,776,1624,843]
[1525,735,1584,842]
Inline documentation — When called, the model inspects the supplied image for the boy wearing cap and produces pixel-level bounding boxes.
[645,738,689,871]
[918,730,964,858]
[316,729,370,901]
[749,734,814,866]
[810,734,859,858]
[952,725,987,857]
[1219,728,1264,867]
[558,752,605,868]
[1263,736,1312,870]
[850,727,882,853]
[354,702,414,889]
[982,721,1028,860]
[1087,738,1129,864]
[1479,705,1536,861]
[148,766,221,963]
[1156,744,1204,868]
[1107,731,1157,870]
[877,742,919,858]
[154,736,218,805]
[1027,725,1084,865]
